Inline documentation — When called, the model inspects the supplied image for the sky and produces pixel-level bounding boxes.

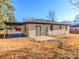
[13,0,79,22]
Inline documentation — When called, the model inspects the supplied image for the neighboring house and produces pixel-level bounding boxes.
[71,24,79,30]
[4,20,70,37]
[71,24,79,34]
[61,21,73,25]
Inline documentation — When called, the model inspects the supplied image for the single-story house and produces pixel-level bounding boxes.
[4,20,70,37]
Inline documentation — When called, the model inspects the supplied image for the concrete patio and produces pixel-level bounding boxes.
[32,36,57,41]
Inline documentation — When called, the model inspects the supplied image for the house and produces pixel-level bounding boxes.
[70,24,79,34]
[4,19,70,37]
[21,19,70,37]
[71,24,79,30]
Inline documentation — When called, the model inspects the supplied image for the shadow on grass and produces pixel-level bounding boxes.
[0,33,27,38]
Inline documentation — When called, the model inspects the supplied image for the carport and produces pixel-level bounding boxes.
[1,22,26,38]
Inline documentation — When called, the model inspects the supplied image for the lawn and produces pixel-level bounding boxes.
[0,34,79,59]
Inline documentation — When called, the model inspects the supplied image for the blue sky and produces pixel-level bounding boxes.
[13,0,79,22]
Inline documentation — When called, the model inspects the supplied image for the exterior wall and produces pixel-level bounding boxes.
[27,24,50,37]
[53,25,61,30]
[21,24,29,36]
[49,25,70,35]
[66,26,70,34]
[61,25,66,29]
[21,23,70,37]
[49,29,66,35]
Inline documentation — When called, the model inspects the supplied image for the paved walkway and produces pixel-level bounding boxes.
[32,36,68,43]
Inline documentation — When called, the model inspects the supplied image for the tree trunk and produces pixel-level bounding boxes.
[2,23,6,38]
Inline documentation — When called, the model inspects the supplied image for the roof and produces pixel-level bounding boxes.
[24,22,69,26]
[4,22,70,26]
[4,19,70,26]
[4,22,23,26]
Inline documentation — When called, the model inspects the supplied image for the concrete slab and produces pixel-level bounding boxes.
[32,36,57,41]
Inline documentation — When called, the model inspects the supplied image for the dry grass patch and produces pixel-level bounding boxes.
[50,34,79,48]
[61,34,79,48]
[0,34,79,59]
[0,37,63,59]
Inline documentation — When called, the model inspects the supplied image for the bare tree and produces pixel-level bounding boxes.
[47,10,56,22]
[70,0,79,8]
